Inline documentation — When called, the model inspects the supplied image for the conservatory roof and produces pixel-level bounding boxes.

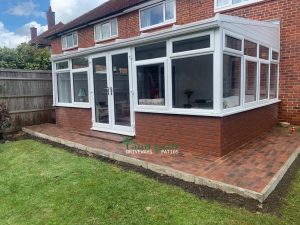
[51,14,280,61]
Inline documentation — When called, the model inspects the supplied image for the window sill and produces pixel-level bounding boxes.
[95,36,118,44]
[55,103,91,109]
[134,99,280,117]
[214,0,264,13]
[62,46,78,52]
[140,20,176,32]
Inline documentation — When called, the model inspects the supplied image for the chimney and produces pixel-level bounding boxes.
[30,27,37,40]
[47,6,55,29]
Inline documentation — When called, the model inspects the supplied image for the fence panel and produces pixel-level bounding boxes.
[0,69,54,133]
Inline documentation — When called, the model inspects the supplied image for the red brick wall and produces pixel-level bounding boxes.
[78,26,94,49]
[135,112,222,157]
[118,11,140,39]
[51,38,62,54]
[221,103,278,155]
[56,107,92,131]
[135,103,278,157]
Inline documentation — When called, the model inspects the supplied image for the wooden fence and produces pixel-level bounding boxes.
[0,69,55,133]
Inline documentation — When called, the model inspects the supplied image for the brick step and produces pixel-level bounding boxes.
[76,130,130,143]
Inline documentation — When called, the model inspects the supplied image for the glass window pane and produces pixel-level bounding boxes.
[259,45,269,60]
[62,37,67,49]
[272,51,279,60]
[93,57,109,124]
[244,40,257,57]
[56,61,69,70]
[57,72,71,103]
[223,55,241,109]
[165,1,175,20]
[135,42,166,61]
[260,63,269,100]
[101,22,111,39]
[173,35,210,53]
[137,63,165,106]
[73,33,78,46]
[72,57,88,69]
[245,61,257,103]
[172,55,213,109]
[111,19,118,36]
[95,25,101,40]
[217,0,229,7]
[270,64,278,99]
[232,0,243,4]
[141,4,164,28]
[225,35,242,51]
[66,35,73,48]
[112,53,131,126]
[73,72,89,103]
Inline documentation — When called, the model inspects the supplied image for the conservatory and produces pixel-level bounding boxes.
[52,14,280,156]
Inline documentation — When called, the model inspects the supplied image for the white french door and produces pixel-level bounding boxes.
[90,49,135,136]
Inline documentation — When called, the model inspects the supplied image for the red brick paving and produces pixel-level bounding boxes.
[24,124,300,193]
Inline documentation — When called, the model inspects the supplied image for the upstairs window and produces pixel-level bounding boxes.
[62,32,78,50]
[94,19,118,41]
[216,0,262,11]
[140,0,176,30]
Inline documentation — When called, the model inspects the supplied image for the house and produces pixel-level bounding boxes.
[45,0,299,157]
[29,7,64,50]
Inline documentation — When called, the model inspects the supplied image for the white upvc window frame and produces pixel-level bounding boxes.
[139,0,176,31]
[243,55,259,108]
[168,31,215,115]
[223,31,244,55]
[61,32,78,51]
[94,19,118,42]
[258,60,270,104]
[214,0,264,12]
[221,29,280,116]
[270,48,280,100]
[54,58,91,108]
[133,30,216,116]
[133,56,169,112]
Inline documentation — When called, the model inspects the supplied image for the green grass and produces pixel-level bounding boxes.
[0,140,299,225]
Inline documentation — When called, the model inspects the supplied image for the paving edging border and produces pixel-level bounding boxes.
[22,127,300,202]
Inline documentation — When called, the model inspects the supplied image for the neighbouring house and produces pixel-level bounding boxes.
[44,0,299,157]
[29,7,64,51]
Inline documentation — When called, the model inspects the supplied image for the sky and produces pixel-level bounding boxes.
[0,0,107,48]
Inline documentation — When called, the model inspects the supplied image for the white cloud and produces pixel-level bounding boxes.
[6,0,45,18]
[1,0,108,48]
[0,21,47,48]
[50,0,108,23]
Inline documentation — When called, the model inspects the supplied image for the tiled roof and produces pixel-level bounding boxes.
[45,0,148,38]
[29,22,65,46]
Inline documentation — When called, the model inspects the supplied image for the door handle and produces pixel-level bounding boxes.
[104,87,109,95]
[110,87,113,95]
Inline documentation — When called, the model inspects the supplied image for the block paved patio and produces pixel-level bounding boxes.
[23,123,300,202]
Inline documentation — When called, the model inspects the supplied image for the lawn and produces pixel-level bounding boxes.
[0,140,299,225]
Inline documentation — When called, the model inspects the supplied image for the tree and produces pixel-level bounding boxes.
[0,44,51,70]
[0,103,11,141]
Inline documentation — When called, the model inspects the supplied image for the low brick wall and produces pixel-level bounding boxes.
[136,103,279,157]
[135,113,222,157]
[56,103,278,157]
[221,103,278,155]
[55,107,92,131]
